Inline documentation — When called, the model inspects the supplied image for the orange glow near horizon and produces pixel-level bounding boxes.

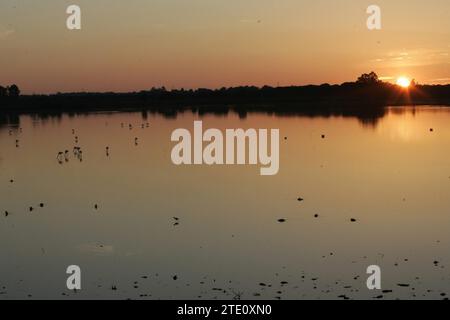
[0,1,448,94]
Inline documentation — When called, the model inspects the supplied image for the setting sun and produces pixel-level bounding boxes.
[396,77,411,88]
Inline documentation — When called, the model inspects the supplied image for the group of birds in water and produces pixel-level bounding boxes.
[9,128,22,148]
[4,120,152,216]
[54,122,150,164]
[56,147,83,163]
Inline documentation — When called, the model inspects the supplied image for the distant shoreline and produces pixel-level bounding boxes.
[1,83,449,116]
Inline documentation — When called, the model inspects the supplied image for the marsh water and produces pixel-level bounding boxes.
[1,106,450,300]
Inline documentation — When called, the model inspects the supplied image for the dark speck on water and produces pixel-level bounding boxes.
[277,219,286,223]
[350,218,356,222]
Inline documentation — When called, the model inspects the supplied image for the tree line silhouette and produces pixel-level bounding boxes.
[1,73,449,114]
[0,84,20,98]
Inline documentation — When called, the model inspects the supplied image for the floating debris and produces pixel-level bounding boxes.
[397,283,410,287]
[277,219,286,223]
[350,218,357,222]
[172,275,178,281]
[39,203,44,208]
[297,197,304,202]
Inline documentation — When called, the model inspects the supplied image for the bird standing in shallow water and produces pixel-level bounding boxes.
[57,152,64,163]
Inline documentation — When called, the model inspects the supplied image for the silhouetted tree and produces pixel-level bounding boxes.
[7,84,20,97]
[0,85,7,98]
[356,72,381,85]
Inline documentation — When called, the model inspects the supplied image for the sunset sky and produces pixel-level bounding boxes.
[0,0,449,94]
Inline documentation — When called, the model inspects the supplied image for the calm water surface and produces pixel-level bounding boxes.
[1,106,450,299]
